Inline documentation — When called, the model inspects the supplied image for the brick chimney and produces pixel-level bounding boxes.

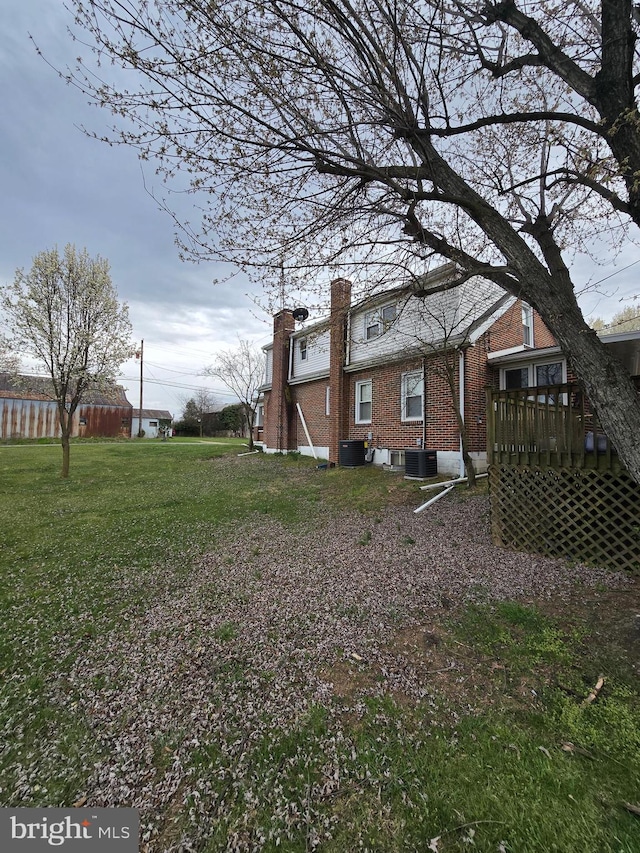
[328,278,352,464]
[264,309,295,452]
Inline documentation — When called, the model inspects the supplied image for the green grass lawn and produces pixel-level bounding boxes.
[1,440,639,852]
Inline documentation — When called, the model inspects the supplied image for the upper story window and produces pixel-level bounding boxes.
[402,371,423,421]
[355,379,372,423]
[365,303,397,340]
[522,303,534,346]
[299,339,307,361]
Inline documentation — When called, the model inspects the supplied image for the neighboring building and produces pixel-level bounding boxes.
[133,409,173,438]
[256,264,558,476]
[0,374,133,439]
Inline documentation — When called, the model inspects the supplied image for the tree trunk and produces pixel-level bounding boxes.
[532,286,640,483]
[246,406,255,451]
[56,406,72,479]
[456,411,477,489]
[61,430,71,479]
[406,138,640,486]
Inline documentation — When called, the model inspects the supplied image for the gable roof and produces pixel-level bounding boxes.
[0,374,133,407]
[138,409,173,420]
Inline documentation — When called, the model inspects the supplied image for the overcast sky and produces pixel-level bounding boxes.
[2,1,639,418]
[1,0,274,418]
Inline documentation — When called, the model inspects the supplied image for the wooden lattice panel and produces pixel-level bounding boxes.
[489,464,640,573]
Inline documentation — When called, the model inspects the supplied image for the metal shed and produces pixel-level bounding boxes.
[0,374,133,439]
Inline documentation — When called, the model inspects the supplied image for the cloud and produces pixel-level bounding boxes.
[0,0,269,415]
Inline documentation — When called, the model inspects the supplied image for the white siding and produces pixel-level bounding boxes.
[290,329,330,379]
[264,347,273,386]
[348,278,504,365]
[139,417,160,438]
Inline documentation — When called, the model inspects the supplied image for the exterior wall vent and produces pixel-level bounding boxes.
[389,449,405,469]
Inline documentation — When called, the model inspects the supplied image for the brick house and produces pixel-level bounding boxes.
[256,264,559,476]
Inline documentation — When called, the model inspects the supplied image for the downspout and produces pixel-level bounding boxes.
[458,348,465,478]
[421,357,426,449]
[288,331,294,380]
[345,310,352,366]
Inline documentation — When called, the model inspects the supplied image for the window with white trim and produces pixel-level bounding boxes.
[299,338,307,361]
[522,303,534,346]
[401,371,423,421]
[364,303,396,340]
[255,404,264,427]
[535,362,563,386]
[501,359,565,390]
[325,386,330,416]
[355,379,372,423]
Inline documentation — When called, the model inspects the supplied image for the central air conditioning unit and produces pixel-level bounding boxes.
[405,449,437,478]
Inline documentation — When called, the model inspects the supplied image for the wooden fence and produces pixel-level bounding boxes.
[487,384,640,573]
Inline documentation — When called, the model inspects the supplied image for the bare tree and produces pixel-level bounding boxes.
[62,1,640,483]
[203,340,265,449]
[3,245,133,477]
[590,305,640,332]
[180,388,218,437]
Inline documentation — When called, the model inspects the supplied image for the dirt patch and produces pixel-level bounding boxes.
[536,577,640,681]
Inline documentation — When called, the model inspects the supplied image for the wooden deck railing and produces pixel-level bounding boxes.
[486,383,617,471]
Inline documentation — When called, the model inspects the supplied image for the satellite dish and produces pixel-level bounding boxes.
[292,306,309,322]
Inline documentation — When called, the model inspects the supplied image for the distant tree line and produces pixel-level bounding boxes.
[173,398,247,437]
[589,306,640,334]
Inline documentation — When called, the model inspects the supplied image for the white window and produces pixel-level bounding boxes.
[355,379,372,423]
[299,339,307,361]
[501,360,565,390]
[522,303,534,346]
[149,420,158,427]
[535,362,563,386]
[504,366,530,390]
[365,311,381,340]
[255,404,264,427]
[365,303,396,340]
[325,386,330,416]
[402,371,423,421]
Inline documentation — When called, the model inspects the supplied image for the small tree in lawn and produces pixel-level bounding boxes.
[203,340,265,450]
[3,245,133,477]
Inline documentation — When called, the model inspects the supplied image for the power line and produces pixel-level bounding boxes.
[591,258,640,287]
[120,375,239,397]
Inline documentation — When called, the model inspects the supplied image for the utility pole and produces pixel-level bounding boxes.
[136,339,144,437]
